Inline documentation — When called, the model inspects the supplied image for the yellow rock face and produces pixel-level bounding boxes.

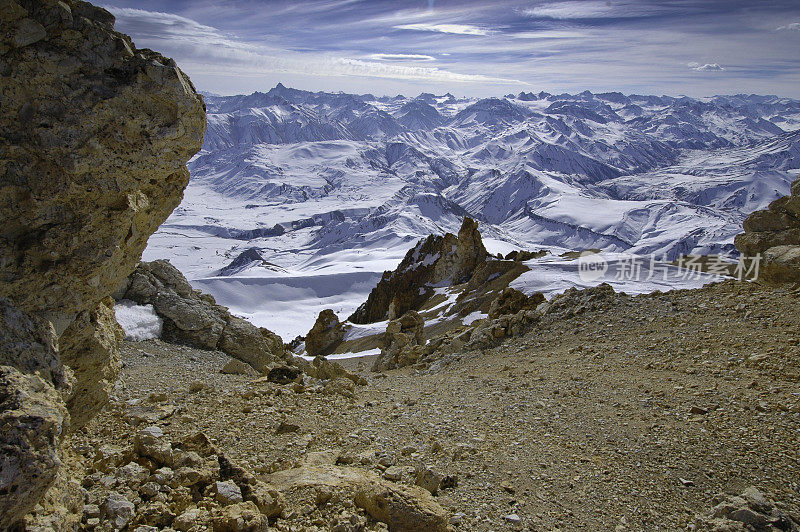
[0,0,206,332]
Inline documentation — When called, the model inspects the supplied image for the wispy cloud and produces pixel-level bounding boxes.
[688,62,724,72]
[102,0,800,97]
[106,7,521,86]
[393,23,490,36]
[522,1,671,20]
[368,53,436,61]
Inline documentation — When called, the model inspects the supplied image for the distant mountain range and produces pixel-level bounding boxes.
[143,84,800,338]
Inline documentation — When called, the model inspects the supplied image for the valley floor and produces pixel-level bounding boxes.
[79,280,800,530]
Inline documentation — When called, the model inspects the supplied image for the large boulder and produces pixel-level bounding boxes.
[305,309,345,356]
[0,0,206,330]
[267,453,451,532]
[735,177,800,282]
[349,217,488,324]
[0,1,206,527]
[117,260,285,371]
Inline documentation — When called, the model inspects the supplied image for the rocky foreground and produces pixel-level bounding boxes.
[74,280,799,531]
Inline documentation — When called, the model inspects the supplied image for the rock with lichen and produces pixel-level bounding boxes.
[0,0,206,527]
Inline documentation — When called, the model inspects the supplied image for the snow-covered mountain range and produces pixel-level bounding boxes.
[144,84,800,339]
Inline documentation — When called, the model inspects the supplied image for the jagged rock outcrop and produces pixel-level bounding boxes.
[735,177,800,282]
[372,311,425,372]
[115,260,285,371]
[349,217,488,324]
[219,247,267,276]
[0,1,206,527]
[305,309,345,356]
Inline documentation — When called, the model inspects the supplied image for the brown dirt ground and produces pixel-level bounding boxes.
[78,279,800,530]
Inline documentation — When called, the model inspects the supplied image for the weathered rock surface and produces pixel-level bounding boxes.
[0,297,65,387]
[0,0,206,527]
[58,297,123,429]
[305,309,345,356]
[735,177,800,282]
[487,288,545,320]
[116,260,285,371]
[349,217,488,324]
[372,311,425,372]
[0,0,206,330]
[0,365,68,527]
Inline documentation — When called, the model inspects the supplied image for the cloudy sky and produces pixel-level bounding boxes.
[101,0,800,98]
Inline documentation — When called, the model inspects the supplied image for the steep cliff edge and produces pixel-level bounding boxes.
[0,1,205,527]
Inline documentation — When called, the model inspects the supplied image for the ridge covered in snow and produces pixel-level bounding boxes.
[145,85,800,339]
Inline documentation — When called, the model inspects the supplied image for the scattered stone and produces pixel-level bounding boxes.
[383,466,414,482]
[212,501,270,531]
[188,381,206,393]
[268,458,451,532]
[101,492,135,530]
[415,465,444,495]
[267,365,303,384]
[214,480,244,506]
[698,486,798,531]
[134,426,173,467]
